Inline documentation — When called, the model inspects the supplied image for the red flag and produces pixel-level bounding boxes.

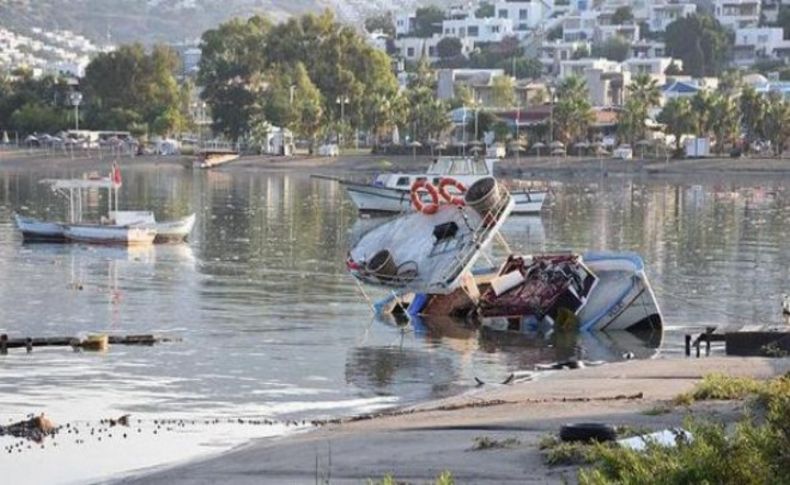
[112,163,122,187]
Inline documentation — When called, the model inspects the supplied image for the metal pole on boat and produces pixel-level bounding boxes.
[353,278,376,316]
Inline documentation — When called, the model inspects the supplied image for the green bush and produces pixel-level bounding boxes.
[579,373,790,485]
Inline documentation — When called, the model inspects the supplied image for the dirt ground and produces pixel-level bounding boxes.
[118,357,790,484]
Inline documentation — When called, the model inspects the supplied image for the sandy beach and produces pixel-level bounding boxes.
[117,357,790,484]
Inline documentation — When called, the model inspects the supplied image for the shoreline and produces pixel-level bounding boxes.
[119,356,790,484]
[3,149,790,183]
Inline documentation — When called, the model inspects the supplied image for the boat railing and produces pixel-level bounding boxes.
[430,185,514,292]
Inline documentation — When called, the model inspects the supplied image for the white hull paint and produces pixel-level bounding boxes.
[344,182,546,214]
[575,252,662,332]
[153,213,196,243]
[64,224,157,245]
[373,252,662,334]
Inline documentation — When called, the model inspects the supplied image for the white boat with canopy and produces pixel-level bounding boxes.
[14,165,195,244]
[342,157,546,215]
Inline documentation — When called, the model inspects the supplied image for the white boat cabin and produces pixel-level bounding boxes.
[372,158,497,190]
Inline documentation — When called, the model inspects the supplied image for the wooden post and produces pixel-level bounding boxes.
[685,334,691,357]
[705,334,711,356]
[0,334,7,355]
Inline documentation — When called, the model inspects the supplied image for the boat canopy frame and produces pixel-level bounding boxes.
[40,177,121,223]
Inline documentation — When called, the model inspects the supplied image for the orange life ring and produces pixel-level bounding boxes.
[410,179,440,215]
[438,177,467,206]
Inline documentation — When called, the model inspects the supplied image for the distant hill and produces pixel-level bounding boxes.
[0,0,446,45]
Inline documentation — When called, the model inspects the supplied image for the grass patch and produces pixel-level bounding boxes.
[545,441,598,466]
[538,433,600,466]
[642,403,673,416]
[368,471,454,485]
[673,373,774,406]
[578,373,790,485]
[471,435,521,450]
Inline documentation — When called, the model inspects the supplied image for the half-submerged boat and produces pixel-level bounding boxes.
[341,157,546,215]
[347,177,662,334]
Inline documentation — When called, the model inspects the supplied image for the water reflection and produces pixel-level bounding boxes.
[0,166,788,481]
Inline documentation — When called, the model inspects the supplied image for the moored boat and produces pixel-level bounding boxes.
[341,157,546,215]
[63,224,157,245]
[13,214,66,242]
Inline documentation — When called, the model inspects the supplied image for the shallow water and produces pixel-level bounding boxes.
[0,164,788,483]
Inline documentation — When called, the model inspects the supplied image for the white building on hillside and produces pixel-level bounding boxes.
[647,2,697,32]
[594,23,640,43]
[762,0,790,23]
[395,12,416,37]
[733,27,790,66]
[559,58,620,78]
[562,10,600,41]
[491,0,554,34]
[442,16,515,45]
[714,0,761,30]
[395,35,475,62]
[630,40,666,59]
[623,57,682,85]
[539,40,591,74]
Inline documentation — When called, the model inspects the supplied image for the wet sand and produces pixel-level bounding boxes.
[119,357,790,484]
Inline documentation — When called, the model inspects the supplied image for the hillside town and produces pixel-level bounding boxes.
[2,0,790,158]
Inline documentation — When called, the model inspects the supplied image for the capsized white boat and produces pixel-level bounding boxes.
[342,157,546,215]
[63,224,157,245]
[347,177,515,294]
[13,214,66,242]
[152,213,196,243]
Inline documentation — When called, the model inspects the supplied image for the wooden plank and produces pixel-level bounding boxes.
[0,334,175,351]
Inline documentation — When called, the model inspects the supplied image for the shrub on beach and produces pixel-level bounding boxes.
[579,373,790,485]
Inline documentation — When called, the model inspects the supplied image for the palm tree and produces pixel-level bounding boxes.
[763,92,790,156]
[554,76,593,144]
[710,93,740,153]
[621,74,661,144]
[691,91,715,137]
[740,86,765,153]
[657,97,695,154]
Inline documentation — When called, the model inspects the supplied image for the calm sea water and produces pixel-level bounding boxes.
[0,163,788,482]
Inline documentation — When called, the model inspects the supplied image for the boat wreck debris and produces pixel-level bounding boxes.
[0,415,58,443]
[347,177,663,335]
[193,149,240,169]
[0,334,178,354]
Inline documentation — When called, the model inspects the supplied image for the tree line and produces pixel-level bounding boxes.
[0,44,192,138]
